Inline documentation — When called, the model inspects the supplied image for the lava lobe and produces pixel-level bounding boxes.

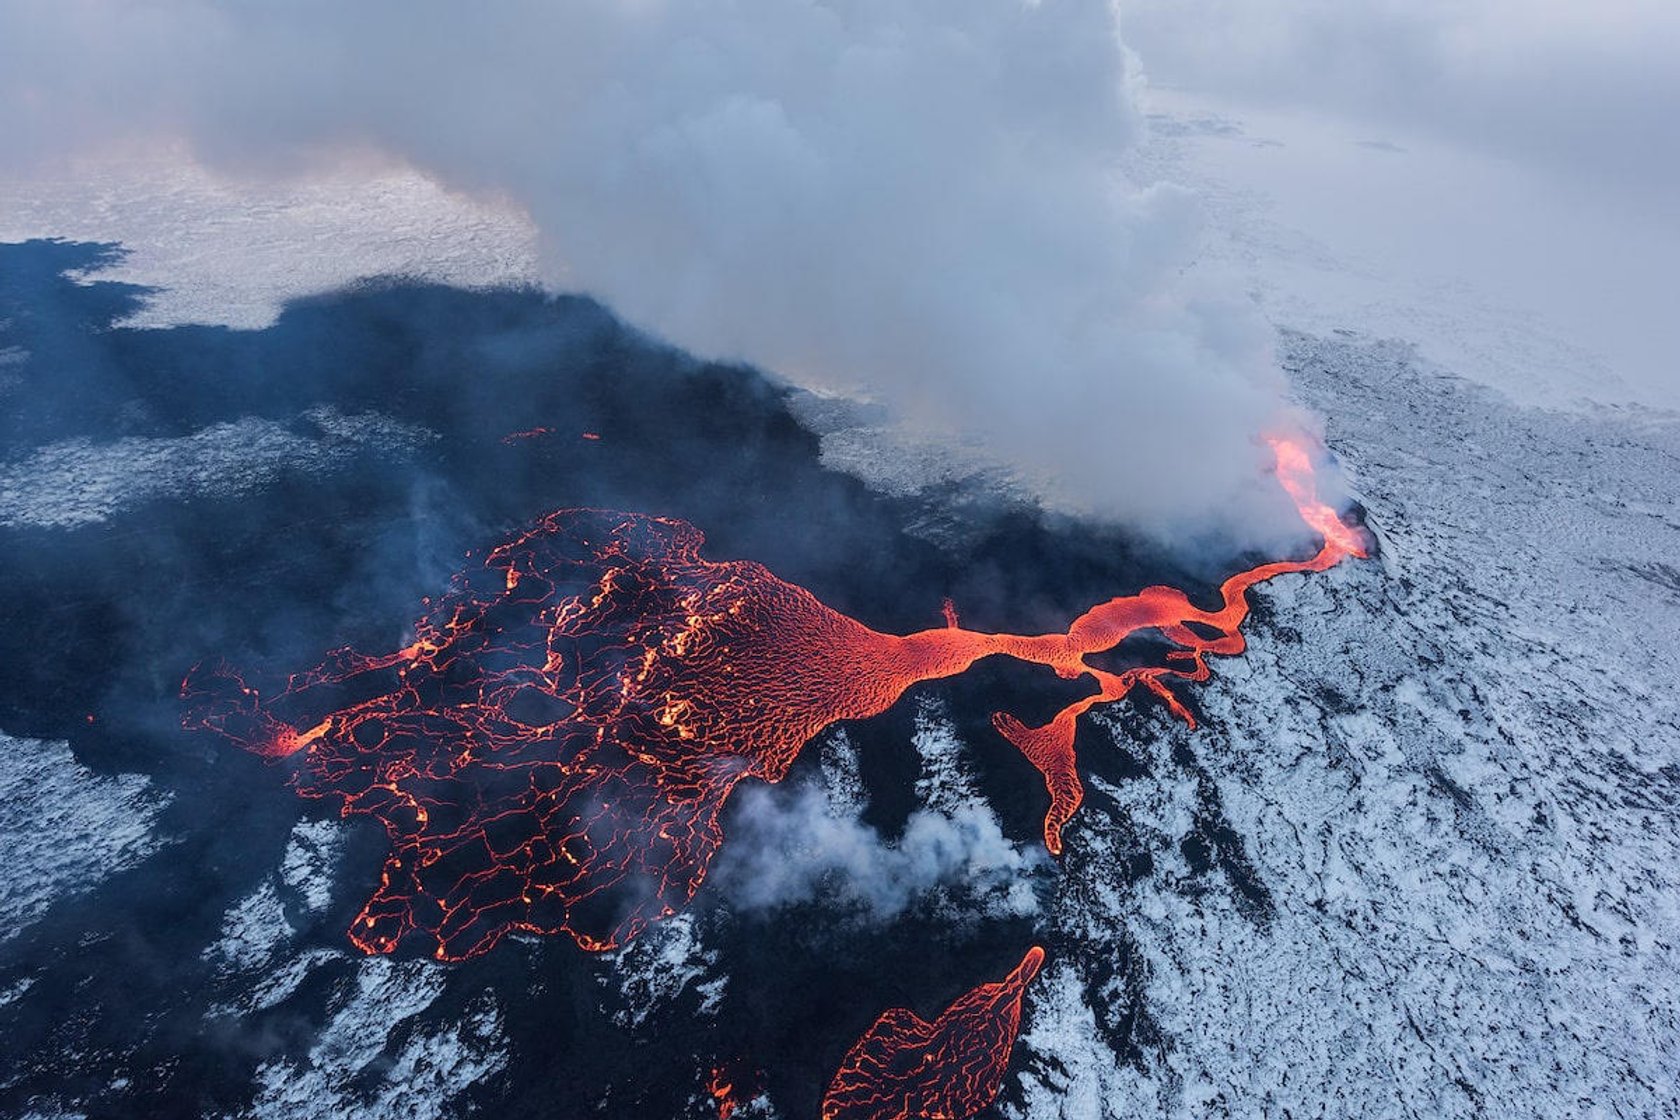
[821,946,1046,1120]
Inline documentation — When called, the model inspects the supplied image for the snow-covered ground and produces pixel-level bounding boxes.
[241,957,506,1120]
[0,152,537,330]
[3,132,1676,1115]
[195,816,509,1120]
[1009,330,1680,1119]
[0,409,435,529]
[0,733,173,942]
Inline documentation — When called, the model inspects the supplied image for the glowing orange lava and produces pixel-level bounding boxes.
[708,1063,755,1119]
[183,438,1363,959]
[821,946,1045,1120]
[500,426,554,444]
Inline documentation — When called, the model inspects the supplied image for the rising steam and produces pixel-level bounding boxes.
[0,0,1309,537]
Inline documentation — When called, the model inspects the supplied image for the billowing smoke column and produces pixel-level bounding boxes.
[821,945,1046,1120]
[181,439,1365,960]
[1,0,1300,538]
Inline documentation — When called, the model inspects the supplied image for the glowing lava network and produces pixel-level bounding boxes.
[821,946,1045,1120]
[182,437,1365,961]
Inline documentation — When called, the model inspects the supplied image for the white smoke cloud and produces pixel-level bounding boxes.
[0,1,1312,538]
[716,783,1043,921]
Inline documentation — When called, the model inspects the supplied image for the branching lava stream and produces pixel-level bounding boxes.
[183,437,1364,965]
[183,436,1363,1116]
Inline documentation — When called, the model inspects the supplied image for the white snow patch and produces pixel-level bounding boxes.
[0,153,538,331]
[0,409,434,529]
[912,698,982,812]
[204,878,292,976]
[0,731,172,941]
[242,958,505,1120]
[204,817,353,1016]
[817,728,868,819]
[278,819,346,915]
[244,948,345,1015]
[1005,962,1141,1120]
[0,975,35,1008]
[598,911,722,1030]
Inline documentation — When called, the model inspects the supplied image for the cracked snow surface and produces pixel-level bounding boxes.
[185,813,508,1119]
[0,732,172,942]
[1006,331,1680,1119]
[0,408,435,529]
[241,958,507,1120]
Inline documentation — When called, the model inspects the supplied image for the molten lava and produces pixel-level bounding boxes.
[821,946,1045,1120]
[183,438,1363,960]
[708,1063,757,1119]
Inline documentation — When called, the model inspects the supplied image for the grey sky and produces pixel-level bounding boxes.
[1124,0,1680,209]
[1122,0,1680,405]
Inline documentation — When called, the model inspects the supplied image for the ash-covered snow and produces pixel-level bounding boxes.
[241,958,506,1120]
[0,731,172,941]
[0,409,434,529]
[189,816,508,1118]
[205,818,349,1002]
[598,912,724,1031]
[1005,331,1680,1118]
[786,389,1031,526]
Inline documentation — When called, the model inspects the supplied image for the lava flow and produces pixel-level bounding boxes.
[182,438,1363,960]
[821,946,1045,1120]
[708,1062,758,1119]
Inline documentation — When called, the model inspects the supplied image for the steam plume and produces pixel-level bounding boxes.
[0,0,1305,537]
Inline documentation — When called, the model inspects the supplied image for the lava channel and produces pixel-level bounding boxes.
[821,945,1045,1120]
[182,437,1365,960]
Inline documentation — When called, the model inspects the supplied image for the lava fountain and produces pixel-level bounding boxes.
[182,437,1365,960]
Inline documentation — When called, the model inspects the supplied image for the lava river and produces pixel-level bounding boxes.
[183,437,1365,962]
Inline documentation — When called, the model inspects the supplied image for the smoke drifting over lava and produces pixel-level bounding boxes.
[180,439,1361,962]
[0,0,1309,539]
